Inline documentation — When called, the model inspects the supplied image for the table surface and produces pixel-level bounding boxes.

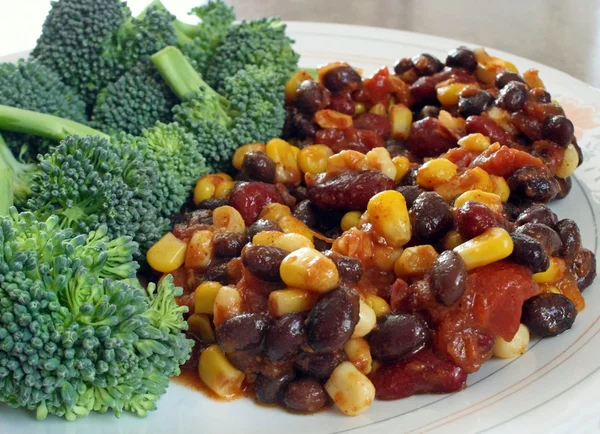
[0,0,599,88]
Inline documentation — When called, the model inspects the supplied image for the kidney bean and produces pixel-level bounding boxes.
[353,112,391,138]
[445,47,477,72]
[308,170,396,211]
[315,128,383,154]
[202,261,230,285]
[295,350,348,381]
[241,151,276,183]
[323,250,363,284]
[429,251,468,306]
[306,286,360,352]
[503,201,523,222]
[465,115,513,146]
[507,166,560,204]
[412,54,444,76]
[555,176,572,200]
[214,233,250,258]
[327,93,355,115]
[295,80,330,114]
[247,219,282,239]
[522,293,577,337]
[542,115,574,147]
[264,313,307,362]
[496,81,528,112]
[242,244,288,281]
[283,379,328,413]
[369,313,429,362]
[292,199,318,229]
[323,66,362,94]
[516,203,558,228]
[227,351,262,375]
[511,112,543,141]
[572,248,596,291]
[290,185,309,202]
[408,117,457,158]
[495,71,526,89]
[395,185,424,208]
[409,192,453,242]
[417,105,441,120]
[555,219,581,263]
[510,232,550,273]
[255,371,296,404]
[515,223,562,256]
[216,313,271,353]
[456,201,498,240]
[410,69,476,103]
[458,90,494,118]
[229,181,284,225]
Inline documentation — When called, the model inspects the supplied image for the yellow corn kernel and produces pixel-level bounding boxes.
[504,61,519,73]
[232,143,266,170]
[193,175,216,205]
[364,293,391,317]
[253,231,314,252]
[194,281,223,314]
[373,245,403,272]
[416,158,458,189]
[298,145,333,175]
[213,285,242,327]
[394,245,439,278]
[314,109,353,129]
[454,227,514,270]
[214,172,232,181]
[443,230,464,251]
[438,110,466,136]
[392,156,411,182]
[354,102,366,114]
[268,288,320,317]
[555,143,579,178]
[436,83,470,106]
[365,148,397,180]
[540,284,561,294]
[326,150,367,174]
[490,175,510,202]
[185,230,214,269]
[369,103,387,117]
[352,300,377,338]
[213,206,246,234]
[325,361,375,416]
[344,338,373,375]
[458,133,491,152]
[454,190,503,213]
[492,324,530,359]
[252,230,284,246]
[147,232,188,273]
[187,313,216,344]
[290,145,301,160]
[279,215,314,242]
[341,211,363,232]
[523,68,545,89]
[284,69,315,102]
[214,180,235,199]
[487,106,517,135]
[473,48,507,84]
[198,345,245,399]
[367,190,411,248]
[389,103,413,140]
[434,167,494,201]
[259,203,292,222]
[280,247,340,293]
[266,138,301,185]
[533,257,565,284]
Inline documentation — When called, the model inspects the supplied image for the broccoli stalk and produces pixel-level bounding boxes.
[0,150,13,216]
[0,134,36,205]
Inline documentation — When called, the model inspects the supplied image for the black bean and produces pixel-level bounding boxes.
[226,351,261,374]
[313,237,331,252]
[214,232,250,258]
[290,186,309,202]
[516,204,558,228]
[507,166,560,204]
[202,261,230,285]
[412,54,444,76]
[416,105,441,120]
[197,197,228,210]
[495,71,526,89]
[247,219,283,239]
[555,176,572,200]
[542,115,574,147]
[410,192,453,242]
[241,244,288,281]
[515,223,562,256]
[395,185,424,208]
[429,250,468,306]
[264,313,307,362]
[394,58,414,75]
[528,87,551,103]
[400,167,419,186]
[322,250,363,284]
[306,286,360,352]
[555,219,581,263]
[572,140,584,167]
[496,81,528,112]
[216,313,271,353]
[255,371,296,404]
[503,201,523,222]
[510,232,550,273]
[445,47,477,72]
[182,209,213,225]
[572,248,597,291]
[293,200,318,228]
[458,90,494,118]
[521,293,577,337]
[295,350,348,381]
[292,111,319,139]
[295,80,330,114]
[241,151,276,183]
[283,379,328,413]
[369,314,429,362]
[322,66,362,93]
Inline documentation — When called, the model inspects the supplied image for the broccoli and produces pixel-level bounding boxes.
[152,46,286,171]
[204,18,300,92]
[0,208,192,420]
[0,60,87,161]
[0,134,36,206]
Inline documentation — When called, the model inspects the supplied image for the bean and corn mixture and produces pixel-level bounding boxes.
[146,46,597,416]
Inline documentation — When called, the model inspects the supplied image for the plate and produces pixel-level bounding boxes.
[2,21,600,434]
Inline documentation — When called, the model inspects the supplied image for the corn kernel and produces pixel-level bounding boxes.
[214,180,235,199]
[253,231,314,252]
[438,110,466,135]
[185,230,214,269]
[487,106,517,135]
[193,175,216,205]
[435,167,494,201]
[369,103,387,117]
[490,175,510,202]
[187,314,216,344]
[194,281,223,314]
[325,361,375,416]
[365,148,397,180]
[279,215,314,242]
[492,323,529,359]
[146,232,188,273]
[290,145,301,160]
[454,227,514,270]
[266,138,301,185]
[437,83,470,106]
[268,288,319,317]
[533,257,566,284]
[454,190,503,213]
[327,150,367,174]
[367,190,411,248]
[523,68,545,89]
[280,248,340,293]
[443,230,464,250]
[341,211,363,231]
[198,345,245,399]
[458,133,491,152]
[364,293,391,317]
[259,203,292,222]
[352,300,377,338]
[504,61,519,73]
[344,338,373,375]
[298,145,333,175]
[416,158,458,189]
[389,104,412,140]
[213,285,242,327]
[214,172,232,181]
[232,143,266,170]
[314,109,353,129]
[354,102,366,114]
[392,156,411,182]
[557,272,585,312]
[394,245,439,278]
[373,245,403,272]
[555,143,579,178]
[285,69,315,102]
[540,284,561,294]
[213,206,246,234]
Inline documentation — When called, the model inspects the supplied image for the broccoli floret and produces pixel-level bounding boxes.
[0,60,87,160]
[204,18,299,91]
[0,209,192,420]
[152,46,285,171]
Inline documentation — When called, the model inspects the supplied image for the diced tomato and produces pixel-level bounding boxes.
[390,278,411,313]
[363,66,391,107]
[315,127,385,153]
[444,147,479,168]
[471,143,547,178]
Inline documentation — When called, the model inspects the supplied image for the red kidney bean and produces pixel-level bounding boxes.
[293,199,318,228]
[306,286,360,352]
[446,47,477,72]
[409,192,453,242]
[242,244,288,282]
[247,219,282,239]
[412,54,444,76]
[429,250,468,306]
[307,170,396,211]
[283,379,328,413]
[465,115,514,146]
[295,80,330,114]
[572,248,596,291]
[522,293,577,337]
[507,166,560,204]
[328,93,355,115]
[353,112,391,138]
[368,313,430,362]
[255,371,296,404]
[458,90,494,118]
[510,232,550,273]
[216,313,271,353]
[395,185,424,208]
[511,111,543,141]
[556,176,572,199]
[322,250,363,284]
[241,151,276,183]
[417,105,441,120]
[315,128,383,154]
[555,219,581,263]
[456,201,499,240]
[516,203,558,228]
[295,350,348,381]
[496,81,528,112]
[410,69,477,103]
[229,181,284,225]
[495,71,526,89]
[542,115,574,147]
[264,313,307,362]
[515,223,562,256]
[407,117,457,158]
[323,66,363,93]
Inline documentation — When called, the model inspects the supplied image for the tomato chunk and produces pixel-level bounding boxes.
[363,66,391,107]
[471,143,546,178]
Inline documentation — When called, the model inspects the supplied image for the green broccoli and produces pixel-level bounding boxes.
[204,18,300,92]
[152,46,286,171]
[0,60,87,160]
[0,209,192,420]
[0,134,36,205]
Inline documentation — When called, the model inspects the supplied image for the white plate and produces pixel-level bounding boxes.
[2,21,600,434]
